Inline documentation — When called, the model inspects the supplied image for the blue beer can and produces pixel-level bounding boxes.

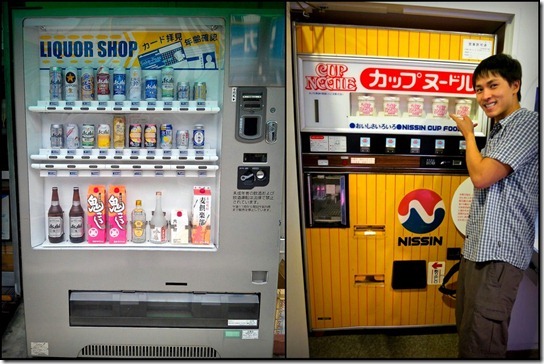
[144,76,158,101]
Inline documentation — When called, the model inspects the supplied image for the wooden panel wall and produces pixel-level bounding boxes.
[295,24,495,61]
[306,174,467,329]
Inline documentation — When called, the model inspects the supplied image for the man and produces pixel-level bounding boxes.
[449,53,538,358]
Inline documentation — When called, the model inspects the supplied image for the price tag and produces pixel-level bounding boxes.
[179,150,188,157]
[163,150,172,157]
[98,101,108,108]
[82,149,92,156]
[50,149,61,156]
[131,149,140,156]
[131,101,140,108]
[82,101,91,107]
[47,170,57,176]
[99,149,108,156]
[198,171,207,177]
[90,171,100,176]
[147,149,156,157]
[48,101,59,107]
[114,149,124,156]
[177,171,185,177]
[195,150,205,156]
[155,171,164,176]
[69,170,78,176]
[112,171,121,176]
[133,171,143,177]
[67,149,76,156]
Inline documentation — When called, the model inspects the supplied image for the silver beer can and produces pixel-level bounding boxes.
[176,129,189,149]
[177,81,190,102]
[50,124,64,148]
[194,82,207,101]
[65,123,80,149]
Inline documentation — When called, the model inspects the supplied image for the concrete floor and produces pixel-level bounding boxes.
[2,302,27,359]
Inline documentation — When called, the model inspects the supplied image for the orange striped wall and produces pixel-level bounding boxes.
[295,24,495,62]
[305,174,467,329]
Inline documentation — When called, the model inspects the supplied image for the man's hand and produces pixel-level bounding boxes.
[449,113,478,139]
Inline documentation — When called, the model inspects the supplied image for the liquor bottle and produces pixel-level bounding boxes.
[48,187,64,243]
[131,200,147,243]
[149,191,168,243]
[69,187,85,243]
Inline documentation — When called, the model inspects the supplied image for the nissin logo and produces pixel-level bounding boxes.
[398,189,445,234]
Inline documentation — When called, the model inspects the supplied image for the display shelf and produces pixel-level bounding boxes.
[31,164,219,178]
[31,148,218,162]
[34,240,217,251]
[29,100,220,114]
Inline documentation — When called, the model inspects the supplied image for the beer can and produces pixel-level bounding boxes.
[80,67,95,101]
[96,66,110,101]
[129,67,142,101]
[144,76,158,101]
[64,66,79,102]
[81,124,95,149]
[144,123,157,148]
[97,123,111,149]
[192,124,205,149]
[112,66,126,102]
[194,82,207,101]
[49,66,63,101]
[65,123,80,149]
[160,67,174,101]
[160,123,173,149]
[128,123,142,148]
[177,82,190,102]
[176,130,189,149]
[113,115,126,149]
[50,124,64,148]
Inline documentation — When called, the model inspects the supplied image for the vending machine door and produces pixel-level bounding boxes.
[305,174,348,227]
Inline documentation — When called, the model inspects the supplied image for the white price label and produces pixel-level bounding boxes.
[242,330,259,340]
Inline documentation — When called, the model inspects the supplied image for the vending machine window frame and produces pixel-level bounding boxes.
[304,173,349,228]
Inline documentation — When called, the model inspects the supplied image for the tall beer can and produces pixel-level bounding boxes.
[160,123,173,149]
[65,124,80,149]
[129,66,142,101]
[50,124,64,148]
[64,66,79,101]
[128,123,142,148]
[144,124,157,148]
[80,67,95,101]
[193,124,205,149]
[177,82,190,102]
[49,66,63,101]
[81,124,95,149]
[112,66,126,101]
[160,67,174,101]
[97,124,111,149]
[176,130,189,149]
[144,76,158,101]
[113,115,126,149]
[194,82,206,101]
[96,66,110,101]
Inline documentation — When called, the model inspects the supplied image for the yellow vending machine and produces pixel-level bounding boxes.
[293,23,496,330]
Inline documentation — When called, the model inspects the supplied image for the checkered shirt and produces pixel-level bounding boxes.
[463,108,539,270]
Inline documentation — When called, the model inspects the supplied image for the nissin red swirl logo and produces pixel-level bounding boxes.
[398,189,445,234]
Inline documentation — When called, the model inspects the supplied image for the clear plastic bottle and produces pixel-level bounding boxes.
[131,200,147,243]
[149,192,168,243]
[69,187,85,243]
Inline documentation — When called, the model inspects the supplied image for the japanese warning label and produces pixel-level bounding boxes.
[232,191,275,213]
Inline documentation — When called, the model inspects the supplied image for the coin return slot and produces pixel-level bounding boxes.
[354,225,385,237]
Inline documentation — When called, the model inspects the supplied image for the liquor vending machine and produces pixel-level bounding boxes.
[12,5,285,358]
[293,23,495,330]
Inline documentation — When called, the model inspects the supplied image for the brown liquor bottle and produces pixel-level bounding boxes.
[69,187,85,243]
[48,187,65,243]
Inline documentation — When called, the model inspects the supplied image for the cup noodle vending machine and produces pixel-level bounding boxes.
[293,23,495,330]
[13,7,284,358]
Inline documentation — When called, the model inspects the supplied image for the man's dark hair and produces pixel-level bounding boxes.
[472,53,522,101]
